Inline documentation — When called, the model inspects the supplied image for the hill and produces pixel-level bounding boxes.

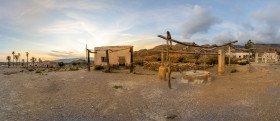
[52,57,94,63]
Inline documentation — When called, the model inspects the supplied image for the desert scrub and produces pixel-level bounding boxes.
[28,68,34,72]
[230,69,238,73]
[35,70,42,73]
[134,60,144,66]
[3,72,18,75]
[238,61,247,65]
[166,115,177,119]
[69,67,79,71]
[58,62,65,67]
[206,56,218,65]
[94,66,104,70]
[113,85,123,89]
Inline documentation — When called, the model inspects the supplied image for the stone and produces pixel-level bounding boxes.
[181,70,211,84]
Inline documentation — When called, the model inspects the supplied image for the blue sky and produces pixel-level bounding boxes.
[0,0,280,61]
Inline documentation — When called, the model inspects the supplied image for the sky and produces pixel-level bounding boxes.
[1,0,280,61]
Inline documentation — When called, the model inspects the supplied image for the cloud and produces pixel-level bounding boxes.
[48,50,83,58]
[181,5,221,39]
[39,21,85,34]
[213,2,280,45]
[213,31,235,44]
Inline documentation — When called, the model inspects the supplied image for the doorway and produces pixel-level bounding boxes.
[119,56,125,66]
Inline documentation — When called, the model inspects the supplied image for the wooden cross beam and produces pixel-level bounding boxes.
[158,31,238,89]
[161,51,219,55]
[158,35,238,48]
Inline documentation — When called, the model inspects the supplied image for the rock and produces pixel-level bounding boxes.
[181,70,211,84]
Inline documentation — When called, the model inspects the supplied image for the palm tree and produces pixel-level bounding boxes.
[31,57,36,67]
[26,52,29,68]
[22,59,25,66]
[39,58,42,63]
[6,56,11,68]
[12,51,15,66]
[18,53,21,66]
[14,55,19,68]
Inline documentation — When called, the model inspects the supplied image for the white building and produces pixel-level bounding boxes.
[262,52,279,63]
[225,52,252,59]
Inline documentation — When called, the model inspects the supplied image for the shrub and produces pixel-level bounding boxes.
[230,69,238,73]
[206,56,218,65]
[166,115,177,119]
[3,72,18,75]
[28,69,34,72]
[157,58,161,61]
[94,66,104,70]
[177,56,184,63]
[134,60,144,66]
[72,62,77,66]
[58,62,65,67]
[113,85,123,89]
[225,57,239,64]
[35,70,42,73]
[69,67,79,71]
[238,61,247,65]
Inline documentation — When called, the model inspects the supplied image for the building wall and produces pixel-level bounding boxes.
[94,46,133,66]
[262,52,279,63]
[225,52,251,59]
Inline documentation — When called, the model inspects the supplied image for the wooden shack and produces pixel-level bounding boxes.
[94,46,133,67]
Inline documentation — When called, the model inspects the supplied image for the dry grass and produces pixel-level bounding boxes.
[3,72,18,75]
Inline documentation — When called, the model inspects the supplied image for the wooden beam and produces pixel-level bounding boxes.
[158,35,238,48]
[158,35,196,47]
[161,51,219,55]
[130,47,134,73]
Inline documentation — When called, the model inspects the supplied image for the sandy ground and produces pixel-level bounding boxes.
[0,64,280,121]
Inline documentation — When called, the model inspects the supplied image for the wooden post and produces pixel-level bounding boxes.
[106,50,110,72]
[27,56,28,69]
[255,52,258,63]
[228,45,231,66]
[159,51,166,81]
[130,47,134,73]
[204,51,206,70]
[248,51,251,72]
[218,50,225,76]
[161,51,164,66]
[88,49,90,71]
[167,31,171,89]
[86,44,88,64]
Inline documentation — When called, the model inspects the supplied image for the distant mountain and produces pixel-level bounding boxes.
[52,57,94,63]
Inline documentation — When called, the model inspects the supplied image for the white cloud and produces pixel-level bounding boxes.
[213,31,235,44]
[213,2,280,45]
[181,5,221,39]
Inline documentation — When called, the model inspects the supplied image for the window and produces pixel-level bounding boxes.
[101,57,107,62]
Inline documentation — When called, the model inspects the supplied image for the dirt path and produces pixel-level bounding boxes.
[0,64,279,120]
